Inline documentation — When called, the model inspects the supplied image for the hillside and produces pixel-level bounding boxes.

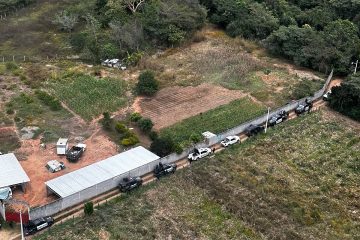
[35,110,360,239]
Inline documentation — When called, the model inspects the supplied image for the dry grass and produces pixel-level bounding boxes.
[35,111,360,240]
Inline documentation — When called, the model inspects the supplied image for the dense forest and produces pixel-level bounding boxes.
[202,0,360,75]
[50,0,360,76]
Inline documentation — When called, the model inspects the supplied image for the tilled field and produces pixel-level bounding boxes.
[135,83,247,130]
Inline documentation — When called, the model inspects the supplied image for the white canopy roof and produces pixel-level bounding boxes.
[45,146,159,198]
[0,153,30,188]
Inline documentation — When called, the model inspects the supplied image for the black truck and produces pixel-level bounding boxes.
[119,177,143,192]
[66,144,86,162]
[153,162,177,179]
[23,216,54,236]
[295,99,313,115]
[245,124,264,137]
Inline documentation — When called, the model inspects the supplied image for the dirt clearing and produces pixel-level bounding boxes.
[12,130,118,207]
[134,83,247,130]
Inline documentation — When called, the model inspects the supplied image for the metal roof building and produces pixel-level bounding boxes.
[0,153,30,191]
[45,146,160,198]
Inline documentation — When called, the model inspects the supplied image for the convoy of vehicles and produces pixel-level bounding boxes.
[119,177,143,192]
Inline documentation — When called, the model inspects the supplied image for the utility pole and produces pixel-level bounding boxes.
[265,107,270,133]
[352,60,358,75]
[20,210,25,240]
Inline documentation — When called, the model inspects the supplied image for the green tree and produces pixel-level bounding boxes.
[329,75,360,121]
[150,136,175,157]
[138,118,153,133]
[84,202,94,215]
[136,71,159,96]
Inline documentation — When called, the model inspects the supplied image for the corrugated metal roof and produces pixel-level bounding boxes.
[45,146,160,198]
[0,153,30,188]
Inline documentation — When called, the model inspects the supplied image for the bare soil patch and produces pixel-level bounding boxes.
[13,130,118,207]
[134,83,247,130]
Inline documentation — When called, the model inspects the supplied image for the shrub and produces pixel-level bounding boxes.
[189,133,201,144]
[115,122,128,134]
[138,118,153,133]
[101,112,112,130]
[121,136,139,146]
[174,144,183,154]
[130,112,142,122]
[5,62,18,71]
[84,202,94,215]
[20,93,34,104]
[6,109,14,115]
[150,137,175,157]
[35,90,62,111]
[149,131,158,141]
[136,71,159,96]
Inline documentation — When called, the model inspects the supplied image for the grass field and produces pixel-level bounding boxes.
[159,97,266,146]
[35,111,360,239]
[48,73,128,121]
[7,93,73,142]
[140,26,325,108]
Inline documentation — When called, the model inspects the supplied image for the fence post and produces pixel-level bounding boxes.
[24,56,26,62]
[12,55,15,62]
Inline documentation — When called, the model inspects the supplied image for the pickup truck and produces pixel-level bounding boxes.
[153,162,177,179]
[119,177,143,192]
[66,143,86,162]
[188,147,212,161]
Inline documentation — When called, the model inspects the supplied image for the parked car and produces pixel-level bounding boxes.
[119,177,143,192]
[66,143,86,162]
[188,147,212,161]
[153,162,177,179]
[268,110,289,127]
[323,90,332,101]
[23,216,54,236]
[221,136,240,147]
[46,160,65,173]
[245,124,264,137]
[295,99,313,115]
[0,187,12,201]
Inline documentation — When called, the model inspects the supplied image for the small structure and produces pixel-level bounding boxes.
[45,146,160,198]
[56,138,68,155]
[202,131,217,145]
[0,153,30,192]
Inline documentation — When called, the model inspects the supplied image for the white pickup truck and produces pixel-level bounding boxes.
[188,147,212,161]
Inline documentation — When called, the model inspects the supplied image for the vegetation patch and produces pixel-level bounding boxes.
[160,97,265,146]
[35,111,360,240]
[7,93,72,142]
[48,73,127,121]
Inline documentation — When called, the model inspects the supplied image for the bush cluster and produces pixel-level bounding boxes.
[136,71,159,96]
[116,122,139,147]
[35,90,62,111]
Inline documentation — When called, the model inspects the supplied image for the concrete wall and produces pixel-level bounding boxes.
[30,70,333,220]
[0,202,5,220]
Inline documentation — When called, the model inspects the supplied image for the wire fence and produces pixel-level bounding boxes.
[0,55,81,63]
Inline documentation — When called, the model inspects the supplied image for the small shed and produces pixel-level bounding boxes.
[202,131,217,145]
[56,138,68,155]
[0,153,30,192]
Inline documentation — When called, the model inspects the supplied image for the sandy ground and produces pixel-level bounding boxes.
[134,83,246,130]
[0,228,20,240]
[12,129,118,207]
